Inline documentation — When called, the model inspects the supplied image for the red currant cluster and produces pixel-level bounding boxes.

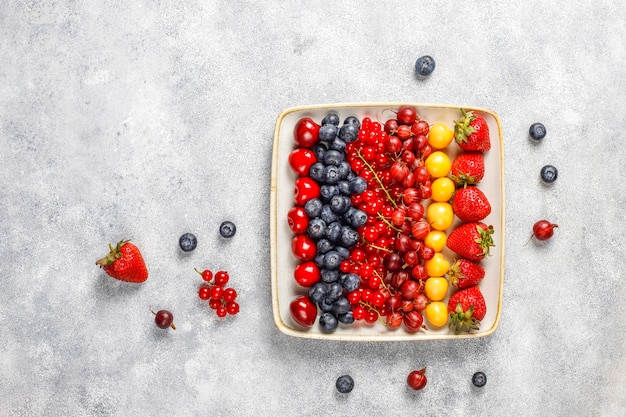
[195,268,240,317]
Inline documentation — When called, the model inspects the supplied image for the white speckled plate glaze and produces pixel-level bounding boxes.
[271,103,505,341]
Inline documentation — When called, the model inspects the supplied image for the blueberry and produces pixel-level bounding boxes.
[330,195,351,214]
[320,184,339,202]
[337,311,354,325]
[326,221,342,243]
[332,297,351,315]
[329,137,346,152]
[327,282,343,302]
[179,232,197,252]
[340,273,360,292]
[529,122,546,140]
[320,204,339,224]
[323,165,340,184]
[415,55,436,77]
[349,176,367,194]
[540,165,558,183]
[219,221,236,238]
[348,209,368,228]
[318,298,334,313]
[322,112,340,126]
[318,124,338,142]
[335,375,354,394]
[337,180,351,196]
[343,116,361,128]
[308,282,328,304]
[307,218,327,239]
[335,245,350,261]
[319,312,339,332]
[309,162,325,182]
[323,150,343,166]
[314,253,325,268]
[339,123,359,143]
[312,141,328,159]
[340,225,360,247]
[316,239,334,254]
[320,268,339,283]
[337,161,352,179]
[323,250,341,270]
[472,372,487,387]
[304,198,323,218]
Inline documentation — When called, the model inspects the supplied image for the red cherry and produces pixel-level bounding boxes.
[294,177,320,206]
[288,148,317,176]
[294,117,320,147]
[294,261,321,287]
[532,220,558,241]
[287,206,309,234]
[289,295,317,327]
[291,234,316,261]
[407,368,427,390]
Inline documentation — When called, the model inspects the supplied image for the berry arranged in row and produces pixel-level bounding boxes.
[195,268,240,317]
[287,106,496,334]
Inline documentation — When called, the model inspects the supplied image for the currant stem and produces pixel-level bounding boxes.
[356,149,398,208]
[377,213,402,232]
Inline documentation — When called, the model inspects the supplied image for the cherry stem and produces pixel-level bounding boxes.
[356,149,398,208]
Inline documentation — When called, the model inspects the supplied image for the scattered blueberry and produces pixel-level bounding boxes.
[179,233,197,252]
[219,221,236,238]
[529,123,546,141]
[335,375,354,394]
[415,55,436,77]
[540,165,558,183]
[472,371,487,387]
[319,312,339,332]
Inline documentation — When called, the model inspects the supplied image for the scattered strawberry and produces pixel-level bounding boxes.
[450,152,484,186]
[96,239,148,283]
[451,186,491,222]
[446,222,494,261]
[447,259,485,289]
[447,286,486,333]
[454,109,491,152]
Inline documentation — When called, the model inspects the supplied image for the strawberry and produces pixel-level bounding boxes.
[450,152,484,186]
[96,239,148,283]
[448,286,486,333]
[446,222,494,261]
[454,109,490,152]
[448,259,485,289]
[451,186,491,222]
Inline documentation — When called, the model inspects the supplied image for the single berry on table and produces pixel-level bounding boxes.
[335,375,354,394]
[179,233,197,252]
[151,309,176,330]
[407,368,427,390]
[531,220,558,241]
[472,371,487,387]
[219,221,237,238]
[529,122,546,140]
[415,55,436,77]
[540,165,558,183]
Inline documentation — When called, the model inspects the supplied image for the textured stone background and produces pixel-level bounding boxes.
[1,1,625,416]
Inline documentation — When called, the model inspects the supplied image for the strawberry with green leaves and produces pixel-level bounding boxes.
[446,222,494,261]
[454,109,490,152]
[96,239,148,283]
[448,286,486,333]
[451,186,491,222]
[448,259,485,289]
[450,152,484,186]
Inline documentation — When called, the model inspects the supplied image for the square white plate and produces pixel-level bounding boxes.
[270,103,505,341]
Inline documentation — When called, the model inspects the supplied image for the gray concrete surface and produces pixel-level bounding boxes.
[1,1,625,416]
